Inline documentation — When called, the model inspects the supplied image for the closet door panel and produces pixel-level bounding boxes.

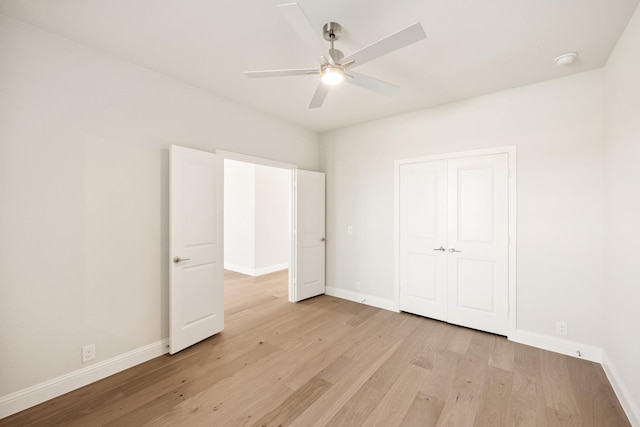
[447,154,509,335]
[399,161,448,321]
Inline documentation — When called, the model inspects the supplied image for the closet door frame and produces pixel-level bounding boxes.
[394,146,517,339]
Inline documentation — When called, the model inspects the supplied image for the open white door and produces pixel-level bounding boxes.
[170,145,224,354]
[291,169,325,302]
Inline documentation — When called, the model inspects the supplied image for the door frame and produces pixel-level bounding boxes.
[394,146,517,338]
[215,150,298,302]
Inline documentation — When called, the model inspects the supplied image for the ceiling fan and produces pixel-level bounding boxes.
[243,2,427,109]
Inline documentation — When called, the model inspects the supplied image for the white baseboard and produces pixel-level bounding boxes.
[602,352,640,427]
[325,286,397,312]
[0,339,169,419]
[254,263,289,276]
[224,262,288,277]
[224,263,256,276]
[510,329,602,363]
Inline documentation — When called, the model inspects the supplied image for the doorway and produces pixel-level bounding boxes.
[170,146,326,353]
[223,157,292,302]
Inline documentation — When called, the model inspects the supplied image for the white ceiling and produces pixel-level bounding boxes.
[1,0,638,132]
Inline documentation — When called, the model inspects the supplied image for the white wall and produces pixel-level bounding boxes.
[603,3,640,422]
[0,14,318,402]
[255,165,291,273]
[224,160,290,275]
[320,70,606,350]
[224,160,256,273]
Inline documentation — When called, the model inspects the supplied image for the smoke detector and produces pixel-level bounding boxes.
[555,52,578,66]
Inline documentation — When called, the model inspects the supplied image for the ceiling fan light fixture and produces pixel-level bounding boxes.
[321,65,345,85]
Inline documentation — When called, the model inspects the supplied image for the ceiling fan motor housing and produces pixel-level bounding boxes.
[323,22,342,41]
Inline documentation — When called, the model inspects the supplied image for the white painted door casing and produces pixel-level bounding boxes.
[170,145,224,354]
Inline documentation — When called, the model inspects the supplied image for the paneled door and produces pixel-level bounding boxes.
[399,160,448,321]
[170,145,224,354]
[399,153,509,335]
[447,154,509,335]
[291,169,326,301]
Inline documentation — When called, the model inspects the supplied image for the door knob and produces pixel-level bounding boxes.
[173,256,191,264]
[448,248,461,253]
[320,237,326,242]
[432,246,446,252]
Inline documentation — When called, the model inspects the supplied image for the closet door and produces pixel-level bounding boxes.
[399,161,448,321]
[447,154,509,335]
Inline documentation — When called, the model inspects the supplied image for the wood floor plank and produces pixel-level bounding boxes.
[473,366,513,426]
[399,392,444,427]
[564,355,631,427]
[489,335,515,372]
[444,325,475,354]
[507,343,548,427]
[288,314,414,426]
[326,316,433,425]
[540,349,582,420]
[288,340,404,427]
[362,363,431,426]
[249,376,332,427]
[435,332,494,426]
[0,270,631,427]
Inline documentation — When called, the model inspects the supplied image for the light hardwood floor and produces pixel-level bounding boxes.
[1,270,630,426]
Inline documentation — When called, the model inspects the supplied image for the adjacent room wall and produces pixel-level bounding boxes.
[0,14,319,402]
[224,160,256,274]
[254,165,291,274]
[320,69,606,352]
[224,160,290,276]
[603,3,640,422]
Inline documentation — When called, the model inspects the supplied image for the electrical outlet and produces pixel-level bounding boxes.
[355,281,361,291]
[82,344,96,363]
[556,321,567,336]
[347,226,354,235]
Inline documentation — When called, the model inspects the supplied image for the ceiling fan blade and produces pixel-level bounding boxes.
[244,68,318,78]
[341,22,426,68]
[278,2,334,65]
[309,83,330,108]
[346,71,399,96]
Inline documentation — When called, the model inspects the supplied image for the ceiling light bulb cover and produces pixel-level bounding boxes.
[321,65,344,85]
[555,52,578,66]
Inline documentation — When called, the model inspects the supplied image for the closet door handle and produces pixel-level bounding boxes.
[432,246,446,252]
[173,256,191,264]
[448,248,461,253]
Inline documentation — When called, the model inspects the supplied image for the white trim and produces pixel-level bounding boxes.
[255,263,289,276]
[215,150,297,170]
[0,339,170,419]
[395,146,516,165]
[394,146,517,338]
[224,263,257,276]
[510,330,602,362]
[326,286,398,312]
[224,262,289,277]
[602,353,640,427]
